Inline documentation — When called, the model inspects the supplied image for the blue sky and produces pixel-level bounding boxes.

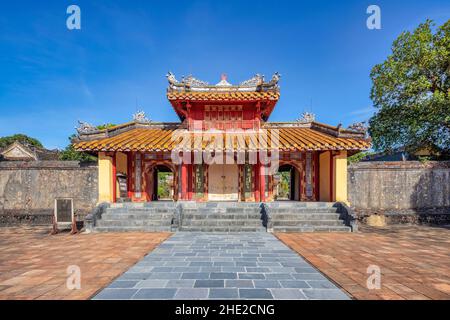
[0,0,449,149]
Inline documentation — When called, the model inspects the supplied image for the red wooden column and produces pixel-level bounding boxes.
[181,161,188,200]
[112,152,117,203]
[260,162,266,202]
[254,162,260,202]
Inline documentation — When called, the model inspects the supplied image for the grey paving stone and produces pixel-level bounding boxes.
[294,267,317,273]
[302,289,350,300]
[246,267,271,273]
[166,279,195,288]
[148,272,182,280]
[96,232,347,300]
[190,262,213,267]
[238,273,265,280]
[225,280,254,288]
[194,280,225,288]
[181,273,210,280]
[174,288,209,299]
[200,267,222,272]
[265,273,294,280]
[172,267,201,273]
[239,288,273,299]
[279,280,311,289]
[292,273,327,281]
[93,288,138,300]
[306,280,339,289]
[210,272,237,280]
[133,288,177,299]
[134,280,169,288]
[118,273,152,280]
[253,280,282,288]
[107,280,139,289]
[271,289,307,300]
[209,288,239,299]
[236,261,257,267]
[151,267,174,272]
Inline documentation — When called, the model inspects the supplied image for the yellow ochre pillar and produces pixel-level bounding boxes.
[98,152,114,203]
[333,150,348,204]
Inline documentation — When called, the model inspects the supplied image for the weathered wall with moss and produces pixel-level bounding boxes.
[0,161,98,225]
[348,161,450,210]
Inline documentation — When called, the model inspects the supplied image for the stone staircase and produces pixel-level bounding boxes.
[265,202,351,232]
[91,201,353,232]
[179,202,266,232]
[94,202,176,232]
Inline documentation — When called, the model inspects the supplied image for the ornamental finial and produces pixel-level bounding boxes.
[297,112,315,123]
[133,110,151,124]
[76,120,97,134]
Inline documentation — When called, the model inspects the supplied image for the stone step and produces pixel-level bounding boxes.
[182,214,262,220]
[272,225,351,232]
[179,226,266,232]
[103,213,174,220]
[272,219,345,227]
[181,219,263,227]
[182,208,261,214]
[94,226,172,232]
[268,208,339,213]
[110,202,176,209]
[97,219,172,227]
[266,202,336,208]
[106,207,175,213]
[270,213,342,220]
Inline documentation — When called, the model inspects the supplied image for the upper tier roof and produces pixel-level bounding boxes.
[166,72,281,93]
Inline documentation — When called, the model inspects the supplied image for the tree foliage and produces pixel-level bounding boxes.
[369,19,450,154]
[59,134,97,162]
[0,134,43,150]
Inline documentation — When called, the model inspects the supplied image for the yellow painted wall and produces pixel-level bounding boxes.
[319,151,331,201]
[98,152,113,203]
[334,151,348,204]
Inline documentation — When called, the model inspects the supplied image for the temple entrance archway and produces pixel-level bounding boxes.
[147,164,175,201]
[274,164,300,201]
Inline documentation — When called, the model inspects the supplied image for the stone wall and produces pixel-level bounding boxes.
[348,161,450,225]
[0,161,98,225]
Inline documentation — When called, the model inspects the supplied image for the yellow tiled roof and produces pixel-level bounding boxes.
[74,127,370,152]
[167,91,280,102]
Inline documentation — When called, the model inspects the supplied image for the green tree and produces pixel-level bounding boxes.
[369,19,450,154]
[59,135,97,162]
[0,134,43,149]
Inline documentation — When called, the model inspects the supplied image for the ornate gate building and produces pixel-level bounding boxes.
[74,73,370,204]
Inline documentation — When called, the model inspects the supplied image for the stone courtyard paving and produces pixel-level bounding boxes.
[0,226,170,299]
[94,232,349,300]
[277,225,450,300]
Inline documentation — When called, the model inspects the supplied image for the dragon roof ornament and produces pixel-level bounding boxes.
[296,112,316,124]
[76,121,97,134]
[133,110,151,124]
[347,121,367,133]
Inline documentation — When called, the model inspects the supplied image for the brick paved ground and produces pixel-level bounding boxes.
[277,225,450,300]
[94,232,349,300]
[0,226,170,300]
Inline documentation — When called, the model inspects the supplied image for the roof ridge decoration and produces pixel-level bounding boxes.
[166,72,280,92]
[296,112,316,124]
[76,120,97,134]
[347,121,367,133]
[133,110,151,124]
